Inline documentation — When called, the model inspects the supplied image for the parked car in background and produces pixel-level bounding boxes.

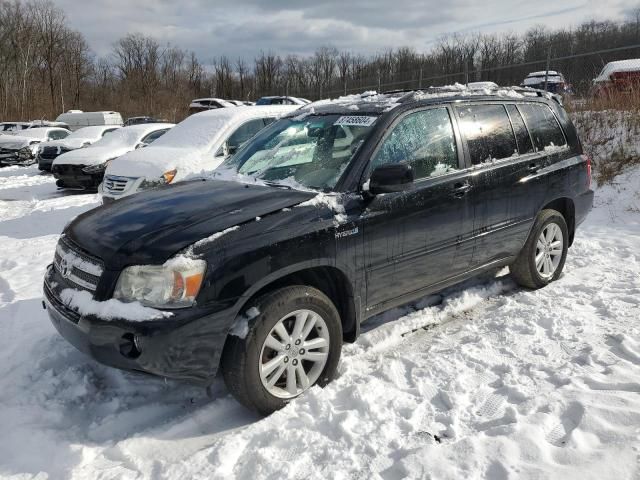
[51,123,173,190]
[188,98,237,115]
[0,127,70,166]
[0,122,31,134]
[101,105,296,200]
[54,110,123,131]
[592,59,640,97]
[37,125,121,172]
[255,96,311,105]
[43,88,593,414]
[521,71,572,95]
[1,120,69,134]
[123,116,169,126]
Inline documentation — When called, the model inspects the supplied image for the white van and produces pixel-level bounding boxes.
[55,111,123,131]
[101,105,297,200]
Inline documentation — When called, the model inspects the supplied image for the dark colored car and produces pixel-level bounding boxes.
[43,88,593,414]
[123,116,168,126]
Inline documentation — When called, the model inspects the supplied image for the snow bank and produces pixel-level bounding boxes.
[0,164,639,479]
[59,289,172,322]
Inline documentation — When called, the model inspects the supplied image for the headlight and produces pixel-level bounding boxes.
[163,169,177,183]
[82,158,114,174]
[17,146,33,159]
[113,257,206,309]
[139,169,177,191]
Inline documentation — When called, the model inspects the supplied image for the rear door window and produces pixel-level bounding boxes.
[370,107,459,180]
[517,103,566,151]
[455,104,518,165]
[506,105,534,154]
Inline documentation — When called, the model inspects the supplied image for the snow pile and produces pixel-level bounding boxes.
[59,289,172,322]
[0,164,638,479]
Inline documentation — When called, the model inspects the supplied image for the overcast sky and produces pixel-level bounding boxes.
[53,0,637,61]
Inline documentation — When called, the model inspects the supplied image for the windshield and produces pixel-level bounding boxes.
[223,114,378,190]
[90,127,143,148]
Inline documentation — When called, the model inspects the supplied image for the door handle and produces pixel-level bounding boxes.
[527,163,540,173]
[451,182,472,198]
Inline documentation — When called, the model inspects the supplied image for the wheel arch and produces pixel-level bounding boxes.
[228,262,360,344]
[540,197,576,246]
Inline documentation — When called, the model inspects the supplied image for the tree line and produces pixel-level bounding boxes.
[1,0,640,122]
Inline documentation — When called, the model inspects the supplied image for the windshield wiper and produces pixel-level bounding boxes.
[262,180,293,189]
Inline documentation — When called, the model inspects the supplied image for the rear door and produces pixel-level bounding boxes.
[358,106,475,313]
[454,102,558,268]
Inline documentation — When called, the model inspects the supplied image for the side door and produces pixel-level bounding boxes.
[453,102,552,268]
[214,118,270,163]
[357,106,475,313]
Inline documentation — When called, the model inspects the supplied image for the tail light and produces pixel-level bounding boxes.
[585,155,592,189]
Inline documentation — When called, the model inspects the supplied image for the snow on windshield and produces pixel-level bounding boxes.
[90,127,146,148]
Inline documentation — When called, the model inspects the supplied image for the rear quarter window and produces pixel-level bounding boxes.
[517,103,566,151]
[455,104,518,165]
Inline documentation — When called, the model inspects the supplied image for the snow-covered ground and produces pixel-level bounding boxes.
[0,165,638,480]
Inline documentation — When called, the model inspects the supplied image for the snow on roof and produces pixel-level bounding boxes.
[594,59,640,83]
[90,123,173,148]
[67,125,120,141]
[296,83,533,115]
[526,71,560,77]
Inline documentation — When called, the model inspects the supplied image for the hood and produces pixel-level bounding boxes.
[41,137,91,150]
[0,135,31,150]
[53,146,131,166]
[66,179,316,268]
[106,146,210,181]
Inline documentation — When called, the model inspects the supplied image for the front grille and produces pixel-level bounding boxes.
[40,146,68,160]
[0,147,17,155]
[103,175,133,196]
[52,164,85,176]
[53,236,104,292]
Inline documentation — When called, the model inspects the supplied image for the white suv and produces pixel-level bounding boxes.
[101,105,297,201]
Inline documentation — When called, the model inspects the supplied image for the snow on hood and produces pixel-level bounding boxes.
[40,126,120,150]
[106,146,209,180]
[53,146,133,166]
[39,137,90,150]
[0,135,32,150]
[105,105,296,181]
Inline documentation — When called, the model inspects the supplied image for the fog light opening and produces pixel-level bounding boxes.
[119,332,142,359]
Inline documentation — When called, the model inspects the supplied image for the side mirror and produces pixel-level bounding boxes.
[135,142,148,149]
[368,162,414,195]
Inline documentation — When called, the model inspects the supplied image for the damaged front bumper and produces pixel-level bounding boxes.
[43,265,236,385]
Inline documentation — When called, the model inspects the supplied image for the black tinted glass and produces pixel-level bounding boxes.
[506,105,534,154]
[518,104,566,151]
[371,108,458,180]
[456,104,517,165]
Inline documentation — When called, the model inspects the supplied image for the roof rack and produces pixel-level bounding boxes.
[381,85,563,106]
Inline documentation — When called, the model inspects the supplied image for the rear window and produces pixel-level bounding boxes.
[517,104,566,151]
[455,104,517,165]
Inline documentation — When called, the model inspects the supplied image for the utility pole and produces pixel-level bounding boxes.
[544,48,551,92]
[464,60,469,86]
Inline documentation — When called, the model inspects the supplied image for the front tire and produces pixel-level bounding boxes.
[510,209,568,289]
[221,286,342,415]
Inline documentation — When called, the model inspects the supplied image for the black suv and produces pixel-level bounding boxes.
[43,88,593,414]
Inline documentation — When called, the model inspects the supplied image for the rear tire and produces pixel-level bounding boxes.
[510,209,568,289]
[221,286,342,415]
